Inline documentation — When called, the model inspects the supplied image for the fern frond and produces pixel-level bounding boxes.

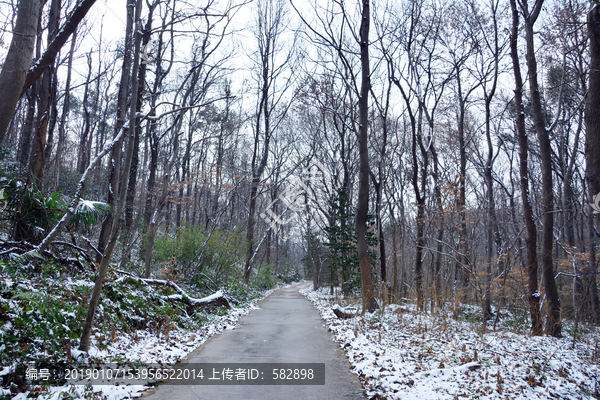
[14,250,44,264]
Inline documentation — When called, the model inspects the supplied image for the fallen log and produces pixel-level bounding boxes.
[332,304,358,319]
[42,249,86,272]
[0,240,87,272]
[115,273,231,309]
[162,291,231,309]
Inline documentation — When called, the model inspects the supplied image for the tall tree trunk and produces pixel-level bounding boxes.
[125,123,140,229]
[371,85,389,293]
[243,124,269,282]
[18,13,42,172]
[80,0,143,351]
[0,0,41,145]
[356,0,377,313]
[18,87,36,170]
[509,0,542,335]
[482,1,501,322]
[145,135,179,278]
[77,52,93,174]
[29,0,61,185]
[306,193,318,290]
[431,142,444,310]
[243,0,278,284]
[44,71,58,160]
[586,0,600,324]
[53,31,77,192]
[97,0,135,260]
[140,9,173,259]
[372,178,385,283]
[484,126,496,321]
[522,0,561,337]
[140,95,159,260]
[142,127,158,242]
[563,112,584,317]
[175,167,183,228]
[400,183,406,300]
[455,76,470,303]
[125,9,153,229]
[388,201,399,303]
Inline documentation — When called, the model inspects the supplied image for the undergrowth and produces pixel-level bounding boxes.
[0,255,290,397]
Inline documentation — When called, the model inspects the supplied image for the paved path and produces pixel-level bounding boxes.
[143,282,365,400]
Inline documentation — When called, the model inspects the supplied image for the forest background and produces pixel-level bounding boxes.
[0,0,599,382]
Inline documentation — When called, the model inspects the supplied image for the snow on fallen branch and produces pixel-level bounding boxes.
[332,304,358,319]
[162,291,229,307]
[0,240,86,272]
[115,272,231,309]
[415,361,481,379]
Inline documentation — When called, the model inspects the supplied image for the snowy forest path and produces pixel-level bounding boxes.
[143,282,365,399]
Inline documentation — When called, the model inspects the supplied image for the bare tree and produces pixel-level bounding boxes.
[52,30,77,192]
[140,0,175,261]
[125,0,158,229]
[77,51,94,174]
[96,0,135,260]
[80,0,144,352]
[354,0,377,313]
[509,0,542,335]
[0,0,41,146]
[468,0,505,321]
[586,0,600,324]
[379,0,448,311]
[521,0,561,337]
[27,0,61,185]
[243,0,297,283]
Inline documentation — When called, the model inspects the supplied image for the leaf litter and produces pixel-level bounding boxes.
[301,286,600,400]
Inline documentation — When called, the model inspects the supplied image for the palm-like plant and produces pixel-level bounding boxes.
[13,189,65,244]
[0,173,110,244]
[69,200,111,230]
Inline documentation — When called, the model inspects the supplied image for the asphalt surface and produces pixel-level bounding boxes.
[142,282,365,400]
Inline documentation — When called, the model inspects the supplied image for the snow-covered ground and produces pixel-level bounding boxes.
[13,285,288,400]
[301,286,600,400]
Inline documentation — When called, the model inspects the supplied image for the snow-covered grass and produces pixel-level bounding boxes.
[301,286,600,400]
[1,268,295,400]
[13,304,258,400]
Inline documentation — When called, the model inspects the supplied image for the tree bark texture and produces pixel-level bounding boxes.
[20,0,98,97]
[586,0,600,324]
[79,0,143,352]
[28,0,61,185]
[0,0,41,145]
[509,0,542,335]
[97,0,135,260]
[356,0,377,313]
[53,31,77,192]
[522,0,561,337]
[243,0,276,284]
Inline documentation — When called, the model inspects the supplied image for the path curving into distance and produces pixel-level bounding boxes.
[142,282,365,400]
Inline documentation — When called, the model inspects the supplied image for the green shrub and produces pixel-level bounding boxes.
[0,282,88,369]
[153,225,245,289]
[226,280,258,303]
[12,188,65,244]
[0,172,109,245]
[277,270,301,284]
[253,264,277,290]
